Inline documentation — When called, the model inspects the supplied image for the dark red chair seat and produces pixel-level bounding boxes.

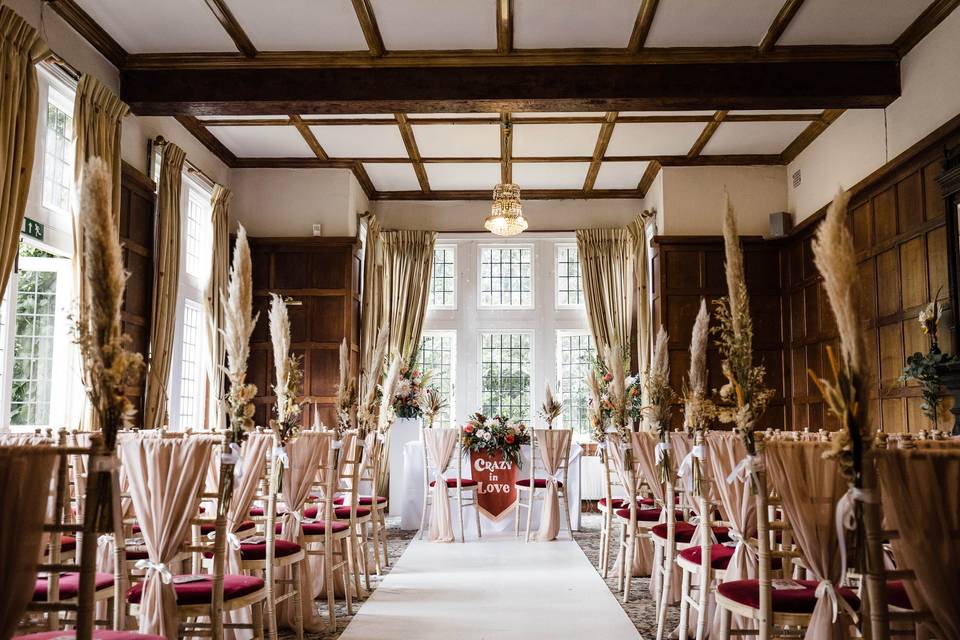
[131,520,256,536]
[276,520,350,536]
[598,497,626,509]
[302,505,372,519]
[515,478,563,489]
[429,478,478,488]
[17,630,166,640]
[333,495,387,506]
[651,521,730,544]
[34,572,113,601]
[887,580,912,610]
[203,539,302,560]
[126,574,264,605]
[678,544,737,569]
[717,579,859,614]
[615,507,683,522]
[126,549,149,561]
[44,536,77,555]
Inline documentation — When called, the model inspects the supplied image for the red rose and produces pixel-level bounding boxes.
[505,434,516,444]
[412,370,420,377]
[603,373,613,382]
[464,424,475,434]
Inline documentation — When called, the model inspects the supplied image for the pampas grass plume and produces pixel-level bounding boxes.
[688,299,709,398]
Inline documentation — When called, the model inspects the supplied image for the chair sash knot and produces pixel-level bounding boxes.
[677,445,705,491]
[272,446,290,469]
[655,442,671,464]
[835,486,879,583]
[221,442,244,481]
[332,439,343,450]
[726,453,764,486]
[814,579,859,624]
[134,559,173,584]
[97,533,114,547]
[206,529,242,550]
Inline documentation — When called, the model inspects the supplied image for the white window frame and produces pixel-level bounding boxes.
[478,330,535,421]
[428,244,458,310]
[417,329,457,427]
[477,243,535,310]
[554,243,585,310]
[555,329,596,438]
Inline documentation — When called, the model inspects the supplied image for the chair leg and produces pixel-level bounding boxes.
[379,508,390,567]
[291,560,304,640]
[474,491,482,538]
[656,545,673,640]
[252,600,265,640]
[524,488,535,542]
[677,568,691,640]
[562,488,574,539]
[719,607,731,640]
[457,488,465,543]
[358,524,371,591]
[419,482,430,540]
[514,490,521,537]
[599,511,611,578]
[325,550,337,627]
[622,527,635,603]
[263,565,278,640]
[344,538,359,614]
[617,525,628,597]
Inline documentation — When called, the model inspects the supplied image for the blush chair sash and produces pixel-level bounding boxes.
[423,428,458,543]
[535,429,571,542]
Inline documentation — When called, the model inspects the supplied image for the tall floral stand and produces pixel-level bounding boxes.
[389,416,422,516]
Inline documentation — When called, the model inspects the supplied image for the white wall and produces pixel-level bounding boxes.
[121,116,231,186]
[788,8,960,221]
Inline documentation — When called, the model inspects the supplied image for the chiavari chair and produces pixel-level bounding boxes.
[515,428,573,542]
[418,426,481,542]
[596,443,622,577]
[324,431,374,590]
[335,431,389,574]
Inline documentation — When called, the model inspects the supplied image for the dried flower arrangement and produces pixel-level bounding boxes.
[334,338,357,434]
[587,369,607,443]
[378,354,403,432]
[603,342,631,437]
[712,195,773,454]
[682,299,716,433]
[357,326,389,436]
[899,288,957,427]
[391,362,431,419]
[642,328,676,480]
[420,387,447,428]
[268,294,302,444]
[539,383,563,428]
[589,348,643,431]
[220,224,259,444]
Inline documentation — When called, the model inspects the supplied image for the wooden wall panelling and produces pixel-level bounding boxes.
[247,237,361,430]
[119,161,156,426]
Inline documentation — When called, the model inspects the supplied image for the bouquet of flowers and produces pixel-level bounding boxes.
[391,364,431,419]
[588,352,644,428]
[461,412,531,466]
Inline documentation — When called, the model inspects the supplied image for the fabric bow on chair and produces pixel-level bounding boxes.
[423,428,458,543]
[535,429,571,542]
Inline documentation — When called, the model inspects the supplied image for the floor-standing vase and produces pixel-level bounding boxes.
[388,416,422,516]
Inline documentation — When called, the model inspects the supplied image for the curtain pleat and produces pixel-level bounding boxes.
[143,143,186,430]
[205,184,231,430]
[576,227,634,357]
[0,7,47,297]
[380,229,436,361]
[360,215,383,377]
[627,217,652,375]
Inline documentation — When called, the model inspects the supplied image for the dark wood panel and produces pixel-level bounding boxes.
[873,187,898,242]
[897,173,924,233]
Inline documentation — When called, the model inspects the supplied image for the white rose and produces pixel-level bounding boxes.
[625,375,637,387]
[482,431,492,441]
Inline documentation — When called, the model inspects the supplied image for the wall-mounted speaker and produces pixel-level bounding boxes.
[769,211,793,238]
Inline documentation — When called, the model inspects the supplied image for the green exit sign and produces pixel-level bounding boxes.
[22,217,44,242]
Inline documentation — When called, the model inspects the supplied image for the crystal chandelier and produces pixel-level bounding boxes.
[484,183,527,236]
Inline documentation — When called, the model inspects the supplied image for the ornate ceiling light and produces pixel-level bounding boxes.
[484,183,527,236]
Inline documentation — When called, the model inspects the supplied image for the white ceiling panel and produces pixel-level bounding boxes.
[593,162,650,190]
[513,163,591,189]
[778,0,929,45]
[363,163,421,191]
[645,0,784,47]
[620,111,715,117]
[412,124,501,158]
[227,0,367,50]
[425,163,502,191]
[512,112,606,119]
[606,122,705,156]
[728,110,823,116]
[207,126,314,158]
[513,123,602,157]
[701,121,809,155]
[308,124,408,157]
[75,0,237,53]
[370,0,497,50]
[514,0,641,48]
[409,113,501,119]
[197,115,287,121]
[301,114,393,120]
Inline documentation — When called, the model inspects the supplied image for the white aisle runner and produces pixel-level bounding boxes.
[339,533,642,640]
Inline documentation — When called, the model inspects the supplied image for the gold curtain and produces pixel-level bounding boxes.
[576,227,634,358]
[143,143,186,430]
[360,214,383,377]
[0,7,48,296]
[204,184,231,430]
[627,216,652,375]
[380,229,437,362]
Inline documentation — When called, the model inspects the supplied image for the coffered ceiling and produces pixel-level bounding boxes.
[48,0,959,200]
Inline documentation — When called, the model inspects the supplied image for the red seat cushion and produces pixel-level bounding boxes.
[333,495,387,506]
[598,497,626,509]
[515,478,563,488]
[887,580,912,610]
[249,505,288,517]
[679,544,737,569]
[200,520,255,535]
[34,572,113,601]
[717,579,859,614]
[126,574,264,605]
[615,507,683,522]
[203,539,302,560]
[44,536,77,555]
[429,478,479,488]
[17,630,166,640]
[276,520,350,535]
[652,521,730,544]
[302,505,372,519]
[126,549,149,561]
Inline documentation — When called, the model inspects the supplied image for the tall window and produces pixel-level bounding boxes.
[429,245,456,308]
[416,331,456,427]
[556,244,584,307]
[557,332,595,438]
[184,189,208,278]
[177,300,203,429]
[479,246,533,308]
[41,87,74,214]
[480,332,532,420]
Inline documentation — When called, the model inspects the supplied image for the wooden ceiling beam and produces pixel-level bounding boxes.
[501,113,513,183]
[352,0,386,57]
[759,0,805,53]
[780,108,846,163]
[687,110,727,157]
[190,113,823,126]
[628,0,660,51]
[497,0,513,54]
[895,0,960,56]
[373,188,642,201]
[583,112,618,191]
[174,115,238,167]
[637,160,661,196]
[289,114,328,160]
[46,0,127,68]
[203,0,257,58]
[395,113,431,192]
[121,60,900,116]
[351,162,377,199]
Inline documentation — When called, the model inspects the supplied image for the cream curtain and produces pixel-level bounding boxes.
[627,216,653,375]
[205,184,231,430]
[379,229,436,362]
[577,228,634,358]
[143,143,186,430]
[360,215,383,376]
[0,7,47,297]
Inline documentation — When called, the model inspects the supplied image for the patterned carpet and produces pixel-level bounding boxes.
[283,514,677,639]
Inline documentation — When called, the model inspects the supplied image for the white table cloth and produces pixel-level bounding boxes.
[399,441,582,534]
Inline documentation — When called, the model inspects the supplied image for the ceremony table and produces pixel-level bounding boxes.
[399,441,583,533]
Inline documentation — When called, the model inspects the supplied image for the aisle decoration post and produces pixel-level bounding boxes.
[680,300,713,495]
[587,370,607,443]
[808,189,888,638]
[269,293,303,487]
[421,387,447,428]
[642,328,676,481]
[334,338,356,434]
[378,354,403,433]
[357,326,388,436]
[540,383,563,429]
[603,341,632,438]
[391,362,430,420]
